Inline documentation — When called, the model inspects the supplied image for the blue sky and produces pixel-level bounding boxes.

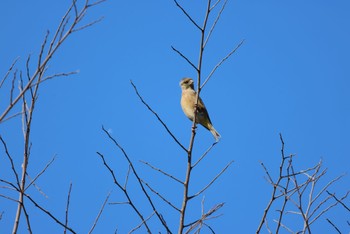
[1,0,349,233]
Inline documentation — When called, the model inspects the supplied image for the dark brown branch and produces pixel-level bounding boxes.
[173,0,201,30]
[0,135,20,187]
[326,219,341,234]
[130,80,187,152]
[24,193,76,233]
[326,190,350,212]
[171,46,198,72]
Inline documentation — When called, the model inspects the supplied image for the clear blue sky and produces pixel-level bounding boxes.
[1,0,349,233]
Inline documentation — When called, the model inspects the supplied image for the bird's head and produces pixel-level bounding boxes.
[180,78,194,90]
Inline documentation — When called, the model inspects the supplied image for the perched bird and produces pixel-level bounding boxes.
[180,77,220,141]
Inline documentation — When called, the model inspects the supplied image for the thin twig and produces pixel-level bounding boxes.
[190,161,233,199]
[142,179,180,212]
[326,190,350,212]
[326,219,342,234]
[129,212,156,234]
[0,135,20,187]
[201,39,244,89]
[96,151,152,233]
[171,46,198,72]
[0,57,19,89]
[25,193,76,233]
[101,127,172,233]
[130,80,187,152]
[64,183,73,234]
[140,160,183,185]
[204,0,228,47]
[25,155,56,190]
[193,142,218,168]
[173,0,201,30]
[88,191,111,234]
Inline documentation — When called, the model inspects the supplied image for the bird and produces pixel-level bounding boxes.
[180,77,220,141]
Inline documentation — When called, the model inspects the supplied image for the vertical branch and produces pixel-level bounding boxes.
[64,183,73,234]
[178,1,212,233]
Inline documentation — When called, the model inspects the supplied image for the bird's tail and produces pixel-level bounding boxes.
[210,126,221,142]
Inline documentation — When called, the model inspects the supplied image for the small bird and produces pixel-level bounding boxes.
[180,77,220,141]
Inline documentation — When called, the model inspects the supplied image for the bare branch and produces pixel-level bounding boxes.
[142,179,180,212]
[96,151,152,233]
[24,193,76,233]
[173,0,201,30]
[204,0,228,48]
[171,46,198,72]
[0,135,20,187]
[0,57,19,89]
[64,183,73,234]
[88,191,111,234]
[140,160,183,185]
[130,80,187,152]
[190,161,233,199]
[326,219,342,234]
[327,190,350,212]
[124,164,131,189]
[185,203,224,233]
[192,141,218,168]
[72,16,105,32]
[129,212,155,234]
[100,126,171,233]
[25,155,56,191]
[201,39,244,89]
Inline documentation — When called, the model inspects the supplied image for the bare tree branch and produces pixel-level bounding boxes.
[0,57,19,89]
[64,183,73,234]
[326,218,342,234]
[142,179,180,212]
[204,0,228,48]
[96,151,152,233]
[25,155,56,191]
[201,39,244,89]
[173,0,201,30]
[24,193,76,234]
[100,126,171,233]
[190,161,233,199]
[171,46,198,72]
[88,191,111,234]
[130,80,187,152]
[140,160,183,185]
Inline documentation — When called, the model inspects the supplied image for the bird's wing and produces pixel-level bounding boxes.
[197,97,212,123]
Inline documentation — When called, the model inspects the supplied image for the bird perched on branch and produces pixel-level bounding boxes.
[180,77,220,141]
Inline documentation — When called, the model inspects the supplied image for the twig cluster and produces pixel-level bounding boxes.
[257,134,350,234]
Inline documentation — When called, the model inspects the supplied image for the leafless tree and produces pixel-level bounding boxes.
[0,1,105,233]
[97,0,242,233]
[257,134,349,234]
